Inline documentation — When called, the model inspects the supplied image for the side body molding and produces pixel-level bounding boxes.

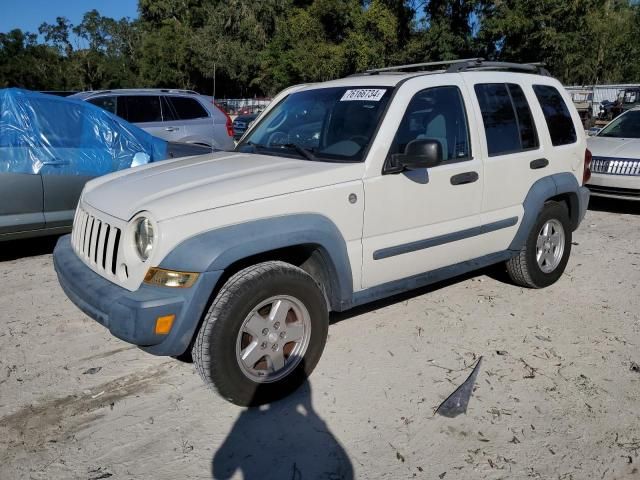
[508,172,585,252]
[159,214,354,310]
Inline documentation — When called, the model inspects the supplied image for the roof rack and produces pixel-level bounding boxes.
[446,59,550,76]
[362,58,483,75]
[359,58,550,76]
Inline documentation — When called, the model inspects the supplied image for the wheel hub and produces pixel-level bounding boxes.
[536,219,566,274]
[235,296,311,383]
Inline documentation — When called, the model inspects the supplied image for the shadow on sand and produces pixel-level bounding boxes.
[0,234,62,262]
[212,380,353,480]
[588,196,640,215]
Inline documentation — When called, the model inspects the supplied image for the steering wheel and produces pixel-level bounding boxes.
[267,131,289,147]
[348,135,369,147]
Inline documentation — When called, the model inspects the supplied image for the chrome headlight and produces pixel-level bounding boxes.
[133,216,154,261]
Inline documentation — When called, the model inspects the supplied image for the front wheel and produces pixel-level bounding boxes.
[193,261,329,406]
[506,201,572,289]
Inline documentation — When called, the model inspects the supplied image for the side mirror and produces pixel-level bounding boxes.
[388,139,443,173]
[131,152,151,167]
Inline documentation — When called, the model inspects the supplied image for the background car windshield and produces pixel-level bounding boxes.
[237,87,391,162]
[598,110,640,138]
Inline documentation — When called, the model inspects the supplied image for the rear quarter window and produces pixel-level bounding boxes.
[532,85,577,146]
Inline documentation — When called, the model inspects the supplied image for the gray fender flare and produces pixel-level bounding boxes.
[159,214,353,310]
[509,172,582,252]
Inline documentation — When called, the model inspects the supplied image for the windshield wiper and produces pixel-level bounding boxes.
[246,141,268,153]
[246,141,318,161]
[279,143,318,161]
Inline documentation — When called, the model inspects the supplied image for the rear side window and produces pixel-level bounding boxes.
[532,85,577,146]
[168,96,209,120]
[117,96,162,123]
[474,83,539,156]
[88,96,116,115]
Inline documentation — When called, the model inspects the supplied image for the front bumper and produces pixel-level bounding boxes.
[577,186,590,225]
[53,235,221,356]
[587,173,640,201]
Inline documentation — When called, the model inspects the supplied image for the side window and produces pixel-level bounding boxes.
[388,85,471,163]
[532,85,577,146]
[161,96,177,121]
[168,96,209,120]
[88,96,116,115]
[117,96,162,123]
[508,84,538,149]
[474,83,539,156]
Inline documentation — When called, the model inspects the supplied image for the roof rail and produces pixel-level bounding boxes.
[159,89,199,95]
[358,58,550,76]
[446,59,550,76]
[362,58,483,75]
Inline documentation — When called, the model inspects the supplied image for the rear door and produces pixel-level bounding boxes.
[117,95,183,142]
[464,73,549,253]
[165,95,213,145]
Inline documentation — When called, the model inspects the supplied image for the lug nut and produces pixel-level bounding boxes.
[274,322,280,330]
[261,342,267,349]
[272,343,279,351]
[262,328,269,336]
[280,332,286,339]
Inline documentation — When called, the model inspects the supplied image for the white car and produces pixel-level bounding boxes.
[587,107,640,200]
[53,59,591,406]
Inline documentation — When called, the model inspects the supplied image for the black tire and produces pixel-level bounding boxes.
[192,261,329,406]
[506,201,572,289]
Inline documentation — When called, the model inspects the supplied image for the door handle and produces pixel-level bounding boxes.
[450,171,479,185]
[530,158,549,169]
[164,127,178,132]
[41,159,70,167]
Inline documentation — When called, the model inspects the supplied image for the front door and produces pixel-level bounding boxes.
[361,78,485,289]
[0,171,44,235]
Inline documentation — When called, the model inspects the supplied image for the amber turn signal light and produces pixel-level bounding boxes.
[144,268,199,288]
[155,314,175,335]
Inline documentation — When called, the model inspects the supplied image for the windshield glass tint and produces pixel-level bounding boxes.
[598,110,640,138]
[237,87,391,162]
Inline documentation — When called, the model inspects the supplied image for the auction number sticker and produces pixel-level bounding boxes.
[340,89,387,102]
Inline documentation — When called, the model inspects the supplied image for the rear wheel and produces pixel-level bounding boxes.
[506,201,572,288]
[193,261,329,406]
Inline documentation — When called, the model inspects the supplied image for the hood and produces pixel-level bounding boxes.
[83,152,363,221]
[587,136,640,159]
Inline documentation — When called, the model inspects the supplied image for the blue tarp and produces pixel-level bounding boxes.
[0,88,168,175]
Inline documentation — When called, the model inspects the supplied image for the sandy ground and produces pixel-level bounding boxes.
[1,197,639,480]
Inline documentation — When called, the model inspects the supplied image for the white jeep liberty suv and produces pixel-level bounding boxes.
[54,59,592,406]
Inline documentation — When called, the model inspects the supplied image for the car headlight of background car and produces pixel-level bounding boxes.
[133,216,154,261]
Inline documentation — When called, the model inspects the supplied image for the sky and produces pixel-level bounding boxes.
[0,0,138,34]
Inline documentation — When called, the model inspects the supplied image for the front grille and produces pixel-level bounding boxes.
[591,157,640,176]
[71,206,122,276]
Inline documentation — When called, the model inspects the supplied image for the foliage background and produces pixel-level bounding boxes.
[1,0,639,96]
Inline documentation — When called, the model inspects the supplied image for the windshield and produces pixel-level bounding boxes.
[598,110,640,138]
[236,86,391,162]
